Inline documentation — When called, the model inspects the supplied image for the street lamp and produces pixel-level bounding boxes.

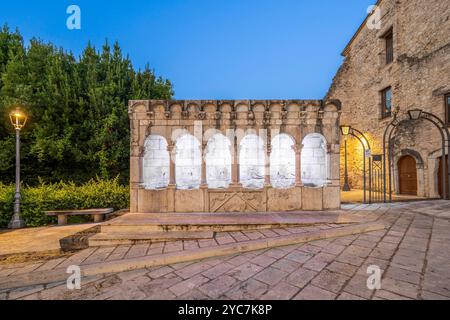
[340,125,351,192]
[8,107,27,229]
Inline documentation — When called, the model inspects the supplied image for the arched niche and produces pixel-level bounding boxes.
[205,134,232,189]
[142,135,170,190]
[301,133,329,187]
[270,134,296,189]
[239,134,265,189]
[175,134,201,190]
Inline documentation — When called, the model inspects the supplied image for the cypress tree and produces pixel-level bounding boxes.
[0,25,173,184]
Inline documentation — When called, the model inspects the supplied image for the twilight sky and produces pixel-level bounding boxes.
[1,0,375,99]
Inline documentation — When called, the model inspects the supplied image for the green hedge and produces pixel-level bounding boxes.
[0,178,129,228]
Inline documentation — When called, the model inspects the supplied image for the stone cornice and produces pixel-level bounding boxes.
[128,99,340,118]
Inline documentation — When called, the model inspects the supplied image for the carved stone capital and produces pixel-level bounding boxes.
[299,111,308,119]
[214,111,222,120]
[145,123,153,137]
[164,102,171,119]
[317,110,324,119]
[181,110,189,119]
[197,111,207,120]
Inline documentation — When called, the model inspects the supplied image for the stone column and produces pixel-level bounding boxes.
[328,144,341,187]
[168,144,176,186]
[428,158,440,198]
[295,146,302,186]
[166,143,176,213]
[265,146,271,186]
[232,137,239,185]
[201,144,207,186]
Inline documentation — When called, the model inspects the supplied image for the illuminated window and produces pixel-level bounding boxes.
[175,134,201,190]
[239,134,265,189]
[301,133,328,187]
[142,135,170,190]
[206,134,232,189]
[270,134,296,189]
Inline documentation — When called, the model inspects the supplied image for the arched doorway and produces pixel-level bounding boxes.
[438,155,449,198]
[398,155,418,195]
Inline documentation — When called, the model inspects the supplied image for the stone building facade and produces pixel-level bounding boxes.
[327,0,450,198]
[128,100,342,213]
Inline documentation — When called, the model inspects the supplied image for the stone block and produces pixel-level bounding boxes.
[302,187,323,210]
[267,187,302,211]
[138,189,167,213]
[130,156,141,184]
[174,189,204,212]
[323,186,341,209]
[130,188,138,213]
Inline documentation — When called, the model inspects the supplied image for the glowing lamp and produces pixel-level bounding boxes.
[340,125,351,136]
[9,107,27,130]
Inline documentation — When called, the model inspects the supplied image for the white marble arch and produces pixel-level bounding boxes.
[239,134,265,189]
[142,135,170,190]
[270,133,296,189]
[205,133,232,189]
[301,133,329,188]
[175,134,202,190]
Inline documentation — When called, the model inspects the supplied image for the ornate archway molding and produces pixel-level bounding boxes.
[383,109,450,201]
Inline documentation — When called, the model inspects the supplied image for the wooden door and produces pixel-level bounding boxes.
[398,155,417,195]
[438,155,449,198]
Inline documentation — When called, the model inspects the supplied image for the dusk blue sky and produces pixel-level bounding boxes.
[1,0,375,99]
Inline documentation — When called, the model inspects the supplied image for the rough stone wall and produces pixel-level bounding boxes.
[327,0,450,196]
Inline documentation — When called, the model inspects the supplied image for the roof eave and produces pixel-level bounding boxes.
[341,0,384,57]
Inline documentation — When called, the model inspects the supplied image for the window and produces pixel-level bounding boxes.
[175,134,201,190]
[239,134,265,189]
[270,134,296,189]
[384,29,394,64]
[301,133,328,188]
[446,94,450,125]
[142,135,170,190]
[205,134,232,189]
[381,87,392,118]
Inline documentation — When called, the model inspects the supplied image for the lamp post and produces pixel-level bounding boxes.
[340,125,351,192]
[8,107,27,229]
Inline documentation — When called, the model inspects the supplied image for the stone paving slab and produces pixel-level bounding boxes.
[101,211,374,233]
[0,224,98,256]
[0,200,449,300]
[89,231,215,247]
[0,221,384,291]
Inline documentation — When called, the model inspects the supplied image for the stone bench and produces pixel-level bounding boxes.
[45,208,114,226]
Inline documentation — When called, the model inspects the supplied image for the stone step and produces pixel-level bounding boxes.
[88,231,214,247]
[101,211,370,233]
[0,221,386,291]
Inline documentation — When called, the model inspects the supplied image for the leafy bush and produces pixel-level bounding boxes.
[0,177,129,228]
[0,183,15,228]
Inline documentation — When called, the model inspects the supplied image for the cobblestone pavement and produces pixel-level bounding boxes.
[1,200,449,300]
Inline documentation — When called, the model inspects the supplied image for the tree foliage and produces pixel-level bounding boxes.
[0,25,173,184]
